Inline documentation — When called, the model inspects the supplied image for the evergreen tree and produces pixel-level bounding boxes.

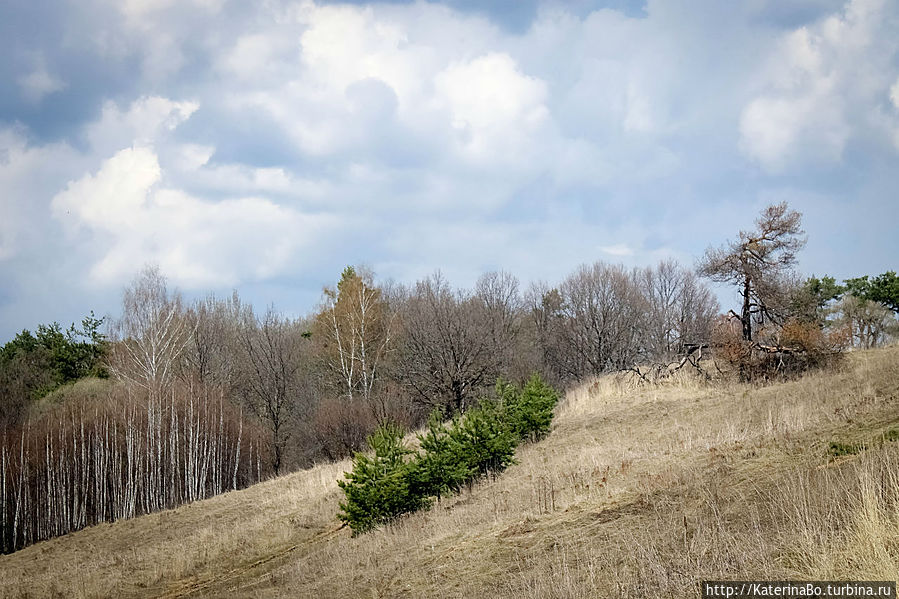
[337,423,428,535]
[448,399,518,483]
[502,374,559,442]
[842,272,899,313]
[412,411,469,500]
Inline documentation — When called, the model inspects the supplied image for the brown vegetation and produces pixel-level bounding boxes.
[2,344,897,598]
[0,377,269,555]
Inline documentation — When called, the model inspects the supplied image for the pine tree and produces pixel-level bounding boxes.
[448,399,517,483]
[411,411,469,501]
[337,423,427,535]
[512,375,559,441]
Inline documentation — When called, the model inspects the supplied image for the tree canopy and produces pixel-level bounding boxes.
[698,202,806,341]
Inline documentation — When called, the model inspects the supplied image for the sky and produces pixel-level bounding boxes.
[1,0,898,339]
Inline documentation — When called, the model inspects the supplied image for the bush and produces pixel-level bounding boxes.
[501,375,559,442]
[710,316,845,382]
[828,441,864,457]
[337,423,429,535]
[337,374,561,535]
[448,399,518,483]
[312,397,376,460]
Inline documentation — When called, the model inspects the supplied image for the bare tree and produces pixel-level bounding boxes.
[640,260,718,361]
[474,271,525,377]
[398,273,500,413]
[559,262,649,376]
[181,293,244,390]
[109,266,193,396]
[697,202,805,342]
[529,282,580,383]
[238,307,305,475]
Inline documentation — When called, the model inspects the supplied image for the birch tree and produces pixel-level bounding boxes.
[109,266,193,396]
[314,267,396,421]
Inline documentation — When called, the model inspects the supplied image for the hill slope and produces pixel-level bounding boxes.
[3,347,899,598]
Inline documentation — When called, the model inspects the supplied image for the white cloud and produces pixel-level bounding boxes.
[51,146,324,287]
[434,53,549,163]
[297,3,421,99]
[52,146,161,230]
[0,129,85,262]
[174,144,215,171]
[221,33,294,82]
[86,96,199,156]
[18,67,66,103]
[43,92,328,288]
[116,0,222,22]
[181,162,331,199]
[739,0,899,170]
[599,244,634,257]
[0,132,36,260]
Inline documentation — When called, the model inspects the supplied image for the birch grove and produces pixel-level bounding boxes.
[0,382,267,553]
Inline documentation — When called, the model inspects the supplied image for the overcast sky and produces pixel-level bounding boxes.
[1,0,897,339]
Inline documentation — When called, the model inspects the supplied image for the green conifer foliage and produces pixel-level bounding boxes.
[337,374,560,535]
[448,399,518,483]
[337,423,429,535]
[411,411,469,500]
[504,374,560,442]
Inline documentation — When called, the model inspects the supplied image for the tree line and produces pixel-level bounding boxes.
[0,258,718,552]
[1,202,896,552]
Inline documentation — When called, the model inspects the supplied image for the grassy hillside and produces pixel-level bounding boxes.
[2,346,899,598]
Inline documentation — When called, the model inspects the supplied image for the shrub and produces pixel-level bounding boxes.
[828,441,864,458]
[410,411,470,501]
[337,423,428,535]
[448,399,518,483]
[312,397,376,460]
[711,316,845,382]
[501,374,559,442]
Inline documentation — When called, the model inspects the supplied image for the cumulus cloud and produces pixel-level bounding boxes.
[739,0,899,170]
[0,129,86,262]
[434,52,549,164]
[86,96,198,156]
[51,145,324,287]
[2,0,899,339]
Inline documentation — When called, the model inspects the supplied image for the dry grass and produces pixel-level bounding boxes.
[2,346,898,598]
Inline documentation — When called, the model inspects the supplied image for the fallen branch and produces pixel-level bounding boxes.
[624,344,710,384]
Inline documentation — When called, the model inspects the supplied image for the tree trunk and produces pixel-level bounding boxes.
[741,275,752,342]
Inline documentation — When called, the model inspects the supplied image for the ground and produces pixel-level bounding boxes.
[2,346,898,598]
